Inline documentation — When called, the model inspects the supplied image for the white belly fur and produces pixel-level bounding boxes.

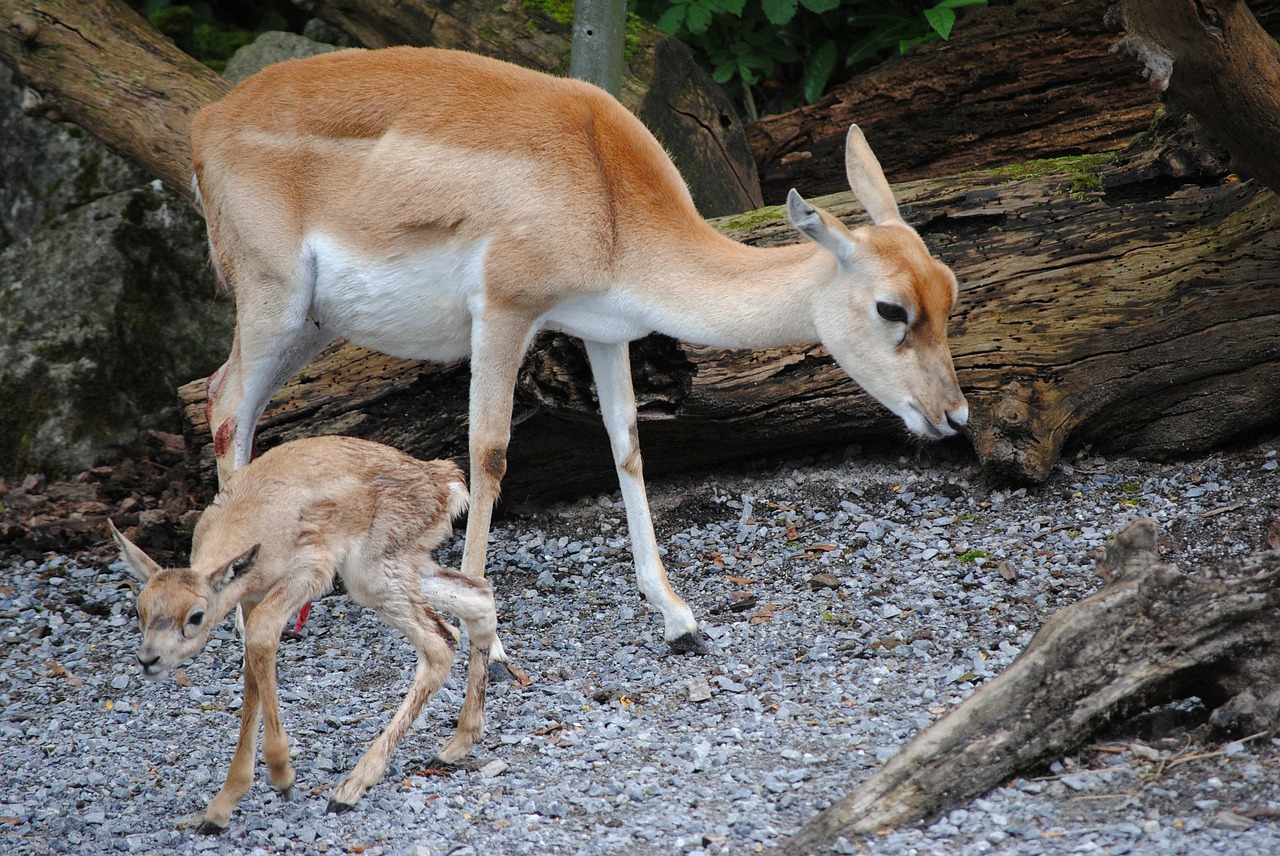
[307,233,485,362]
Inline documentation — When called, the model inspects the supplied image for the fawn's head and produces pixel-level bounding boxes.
[108,521,258,681]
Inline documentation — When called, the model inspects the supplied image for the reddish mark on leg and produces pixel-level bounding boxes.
[291,601,312,635]
[213,417,235,459]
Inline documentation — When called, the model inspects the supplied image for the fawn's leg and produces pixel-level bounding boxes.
[199,602,263,834]
[327,567,466,812]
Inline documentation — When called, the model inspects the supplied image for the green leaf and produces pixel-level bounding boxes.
[685,3,714,34]
[712,62,736,84]
[802,39,838,104]
[924,6,956,39]
[761,0,798,26]
[655,5,687,34]
[798,0,841,13]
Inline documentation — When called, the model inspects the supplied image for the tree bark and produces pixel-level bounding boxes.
[291,0,763,216]
[1117,0,1280,192]
[178,159,1280,499]
[0,0,226,198]
[782,519,1280,852]
[745,0,1280,204]
[746,0,1158,202]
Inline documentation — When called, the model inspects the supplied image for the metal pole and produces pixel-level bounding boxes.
[570,0,626,96]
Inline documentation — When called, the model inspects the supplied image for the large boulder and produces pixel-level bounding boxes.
[0,31,350,481]
[0,64,230,479]
[0,182,231,478]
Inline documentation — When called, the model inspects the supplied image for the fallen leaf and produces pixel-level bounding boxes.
[702,551,724,568]
[174,669,193,688]
[503,663,533,687]
[748,603,778,625]
[533,722,564,736]
[724,575,760,585]
[728,592,758,613]
[784,525,799,541]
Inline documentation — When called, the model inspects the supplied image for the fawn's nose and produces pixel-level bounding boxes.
[138,652,161,672]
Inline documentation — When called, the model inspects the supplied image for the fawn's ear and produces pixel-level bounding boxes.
[214,545,259,591]
[107,519,162,583]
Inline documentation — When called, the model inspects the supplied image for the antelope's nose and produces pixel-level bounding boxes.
[946,403,969,433]
[138,652,161,672]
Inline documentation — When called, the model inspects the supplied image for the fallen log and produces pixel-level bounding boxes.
[746,0,1158,201]
[782,519,1280,851]
[179,160,1280,498]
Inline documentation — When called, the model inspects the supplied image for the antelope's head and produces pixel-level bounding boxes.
[787,125,968,440]
[108,521,258,681]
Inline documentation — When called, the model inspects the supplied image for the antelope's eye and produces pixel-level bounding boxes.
[876,301,909,324]
[187,611,205,627]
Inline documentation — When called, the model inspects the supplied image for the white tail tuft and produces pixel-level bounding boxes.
[446,480,470,520]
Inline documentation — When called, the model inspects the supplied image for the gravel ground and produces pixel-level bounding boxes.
[3,434,1279,856]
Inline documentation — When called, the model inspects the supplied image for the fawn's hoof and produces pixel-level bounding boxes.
[668,630,711,655]
[196,819,228,836]
[325,798,355,815]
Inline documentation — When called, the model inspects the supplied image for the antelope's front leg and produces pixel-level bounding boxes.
[199,604,264,834]
[460,309,534,665]
[583,340,707,654]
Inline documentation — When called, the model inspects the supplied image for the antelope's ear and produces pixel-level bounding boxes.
[214,545,259,591]
[787,189,856,267]
[845,125,904,226]
[107,519,162,583]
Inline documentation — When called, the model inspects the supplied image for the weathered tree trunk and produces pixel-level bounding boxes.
[782,519,1280,852]
[0,0,226,198]
[177,160,1280,498]
[745,0,1280,203]
[1117,0,1280,191]
[746,0,1158,202]
[292,0,762,216]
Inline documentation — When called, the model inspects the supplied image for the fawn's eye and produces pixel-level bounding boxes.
[876,301,909,324]
[187,611,205,627]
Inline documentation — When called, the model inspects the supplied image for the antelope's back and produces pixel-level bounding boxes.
[190,47,702,268]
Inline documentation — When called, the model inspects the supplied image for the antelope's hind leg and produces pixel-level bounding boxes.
[326,566,495,813]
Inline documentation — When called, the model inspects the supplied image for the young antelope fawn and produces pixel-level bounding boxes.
[193,47,968,657]
[108,435,496,833]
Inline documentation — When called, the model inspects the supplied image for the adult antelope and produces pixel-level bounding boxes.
[193,47,967,658]
[109,436,495,833]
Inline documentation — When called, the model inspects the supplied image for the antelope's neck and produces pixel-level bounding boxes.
[612,228,833,350]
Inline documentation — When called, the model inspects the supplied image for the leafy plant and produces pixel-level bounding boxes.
[633,0,987,120]
[126,1,306,72]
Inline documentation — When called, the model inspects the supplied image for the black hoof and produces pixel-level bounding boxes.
[196,819,227,836]
[325,798,355,815]
[669,630,712,655]
[278,785,294,802]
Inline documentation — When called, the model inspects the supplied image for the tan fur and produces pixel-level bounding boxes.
[109,435,495,833]
[192,47,967,655]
